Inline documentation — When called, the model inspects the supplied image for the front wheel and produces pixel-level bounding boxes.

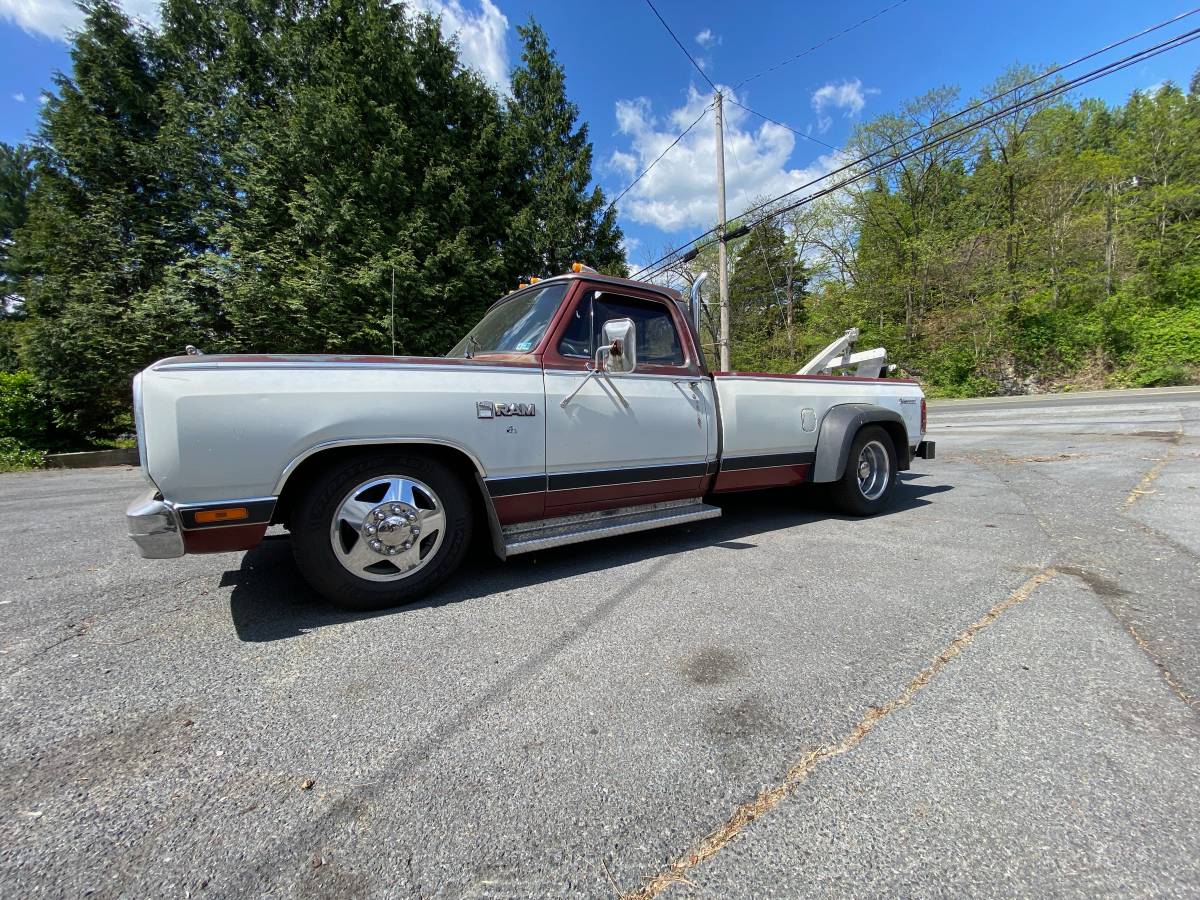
[828,425,898,516]
[291,453,472,610]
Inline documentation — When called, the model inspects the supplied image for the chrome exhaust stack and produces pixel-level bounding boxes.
[689,271,708,335]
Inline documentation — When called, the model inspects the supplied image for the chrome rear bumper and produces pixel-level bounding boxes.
[126,489,185,559]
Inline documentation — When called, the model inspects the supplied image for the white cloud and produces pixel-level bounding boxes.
[810,78,877,133]
[695,28,718,48]
[38,94,49,105]
[1,0,510,92]
[608,84,844,233]
[0,0,160,39]
[619,235,641,265]
[415,0,509,90]
[11,92,24,103]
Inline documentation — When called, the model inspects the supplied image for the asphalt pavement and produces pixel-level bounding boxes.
[1,387,1197,898]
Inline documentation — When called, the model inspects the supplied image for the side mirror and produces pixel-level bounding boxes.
[596,317,637,374]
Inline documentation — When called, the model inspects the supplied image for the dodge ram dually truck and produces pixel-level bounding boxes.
[127,268,934,610]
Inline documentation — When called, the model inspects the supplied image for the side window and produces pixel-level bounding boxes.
[558,293,592,358]
[557,290,685,366]
[595,293,685,366]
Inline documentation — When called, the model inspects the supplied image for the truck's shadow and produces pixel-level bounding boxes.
[225,474,952,643]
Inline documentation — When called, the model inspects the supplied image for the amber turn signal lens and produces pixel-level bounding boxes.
[195,507,249,524]
[571,262,583,272]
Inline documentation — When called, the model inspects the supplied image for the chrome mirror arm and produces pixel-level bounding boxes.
[560,356,632,410]
[602,372,631,409]
[560,366,600,408]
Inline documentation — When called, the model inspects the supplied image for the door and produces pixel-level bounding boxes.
[542,286,714,513]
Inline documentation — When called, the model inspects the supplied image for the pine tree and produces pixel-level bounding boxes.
[205,0,521,356]
[18,1,192,434]
[0,142,34,317]
[506,21,625,277]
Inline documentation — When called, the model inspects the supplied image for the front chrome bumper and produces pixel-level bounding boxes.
[126,489,185,559]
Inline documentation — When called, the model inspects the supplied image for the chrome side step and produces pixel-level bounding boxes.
[503,498,722,557]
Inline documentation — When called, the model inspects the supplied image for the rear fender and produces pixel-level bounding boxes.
[812,404,910,483]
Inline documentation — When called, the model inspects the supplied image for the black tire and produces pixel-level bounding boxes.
[291,452,472,610]
[828,425,898,516]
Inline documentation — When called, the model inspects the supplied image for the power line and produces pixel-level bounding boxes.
[643,0,718,93]
[633,11,1200,281]
[641,28,1198,281]
[733,0,914,90]
[605,101,714,216]
[749,31,1200,234]
[725,96,839,151]
[735,11,1200,230]
[636,26,1200,282]
[650,28,1200,283]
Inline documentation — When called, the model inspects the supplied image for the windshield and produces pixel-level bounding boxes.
[447,283,567,357]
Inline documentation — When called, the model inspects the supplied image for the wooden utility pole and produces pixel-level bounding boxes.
[714,91,731,371]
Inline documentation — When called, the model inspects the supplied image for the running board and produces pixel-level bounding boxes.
[503,499,722,557]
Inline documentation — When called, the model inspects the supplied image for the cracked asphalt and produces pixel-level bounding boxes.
[1,386,1198,898]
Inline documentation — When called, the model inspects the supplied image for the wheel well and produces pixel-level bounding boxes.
[868,421,911,470]
[272,444,488,530]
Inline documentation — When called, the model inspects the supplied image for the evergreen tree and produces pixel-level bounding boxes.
[0,142,34,371]
[209,0,520,356]
[0,142,34,314]
[18,1,185,434]
[506,21,625,277]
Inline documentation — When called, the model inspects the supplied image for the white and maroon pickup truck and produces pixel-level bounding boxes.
[127,269,934,609]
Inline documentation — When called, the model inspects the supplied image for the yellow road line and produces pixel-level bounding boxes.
[1123,451,1174,509]
[624,567,1059,899]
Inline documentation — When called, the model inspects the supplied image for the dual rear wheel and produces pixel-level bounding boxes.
[827,425,899,516]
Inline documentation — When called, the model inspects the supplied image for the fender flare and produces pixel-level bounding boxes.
[812,403,910,483]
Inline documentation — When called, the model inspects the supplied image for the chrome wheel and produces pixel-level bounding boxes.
[328,475,446,582]
[856,440,891,501]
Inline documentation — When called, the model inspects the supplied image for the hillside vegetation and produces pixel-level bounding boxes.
[667,70,1200,395]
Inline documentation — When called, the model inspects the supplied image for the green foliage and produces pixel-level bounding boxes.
[1,142,35,320]
[0,370,56,451]
[0,437,44,472]
[0,319,25,372]
[1123,298,1200,386]
[728,219,809,367]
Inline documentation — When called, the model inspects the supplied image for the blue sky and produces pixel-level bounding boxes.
[2,0,1197,268]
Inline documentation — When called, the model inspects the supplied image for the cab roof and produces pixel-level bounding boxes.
[488,271,683,310]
